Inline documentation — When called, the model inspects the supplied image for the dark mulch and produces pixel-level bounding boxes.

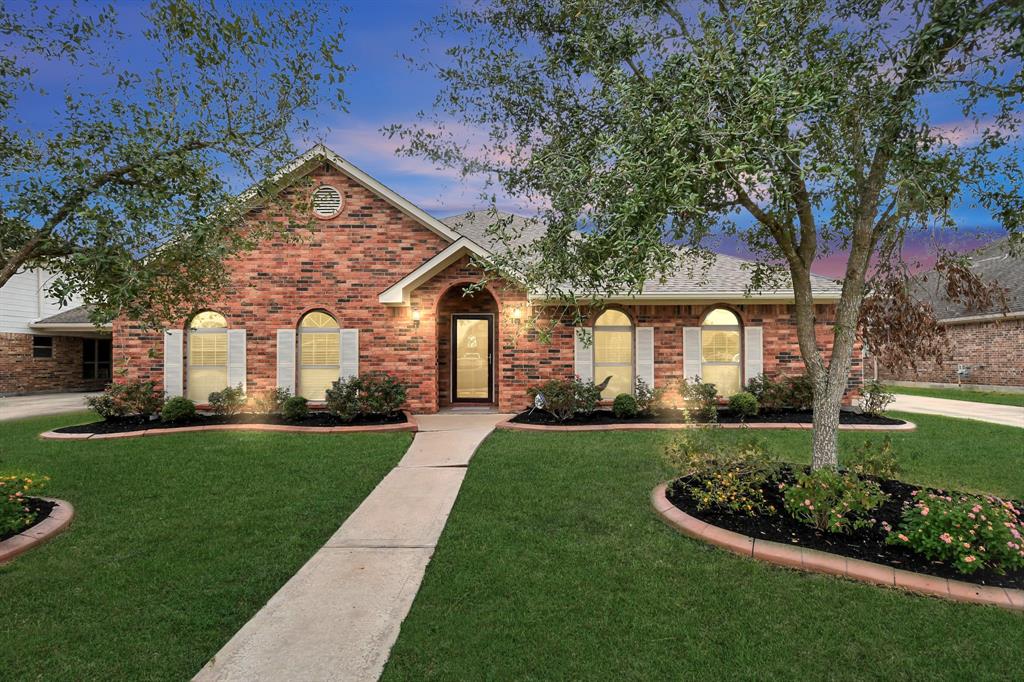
[0,497,56,543]
[667,470,1023,589]
[54,410,407,435]
[511,407,906,427]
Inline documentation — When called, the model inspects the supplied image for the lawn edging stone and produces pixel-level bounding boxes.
[0,497,74,564]
[651,482,1022,611]
[38,411,418,440]
[499,419,916,433]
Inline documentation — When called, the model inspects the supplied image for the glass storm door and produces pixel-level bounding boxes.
[452,314,493,402]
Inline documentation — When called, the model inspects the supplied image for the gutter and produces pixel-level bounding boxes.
[938,310,1024,325]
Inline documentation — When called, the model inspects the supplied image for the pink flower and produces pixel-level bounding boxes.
[920,507,929,516]
[963,555,976,563]
[939,533,952,544]
[898,534,909,542]
[967,513,976,519]
[971,504,982,513]
[963,542,971,548]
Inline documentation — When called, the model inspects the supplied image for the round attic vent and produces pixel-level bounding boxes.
[311,185,343,218]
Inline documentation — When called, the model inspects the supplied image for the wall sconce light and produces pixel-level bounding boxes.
[512,306,523,324]
[411,307,421,327]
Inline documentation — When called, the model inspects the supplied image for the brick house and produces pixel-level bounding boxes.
[876,238,1023,390]
[114,144,861,413]
[0,269,112,395]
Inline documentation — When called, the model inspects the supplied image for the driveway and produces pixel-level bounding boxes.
[0,392,100,422]
[890,394,1024,428]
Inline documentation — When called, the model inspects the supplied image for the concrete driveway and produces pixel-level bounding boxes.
[890,394,1024,428]
[0,392,100,422]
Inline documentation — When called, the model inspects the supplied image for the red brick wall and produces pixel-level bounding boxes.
[112,163,863,413]
[0,333,106,395]
[877,318,1024,388]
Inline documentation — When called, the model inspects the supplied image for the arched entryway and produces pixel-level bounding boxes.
[436,284,499,406]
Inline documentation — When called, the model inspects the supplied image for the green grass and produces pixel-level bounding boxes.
[887,384,1024,407]
[383,413,1024,680]
[0,412,409,680]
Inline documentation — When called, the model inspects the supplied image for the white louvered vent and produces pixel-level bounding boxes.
[311,185,342,218]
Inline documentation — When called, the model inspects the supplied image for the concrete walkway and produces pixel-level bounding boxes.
[891,394,1024,428]
[194,411,511,682]
[0,392,100,421]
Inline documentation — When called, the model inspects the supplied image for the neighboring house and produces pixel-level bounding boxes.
[0,269,112,395]
[877,238,1023,389]
[114,144,861,413]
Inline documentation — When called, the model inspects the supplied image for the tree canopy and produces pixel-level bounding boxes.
[0,0,349,327]
[391,0,1022,467]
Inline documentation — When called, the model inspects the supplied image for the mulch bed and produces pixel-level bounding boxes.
[667,469,1023,589]
[53,411,407,435]
[0,497,55,543]
[511,408,906,427]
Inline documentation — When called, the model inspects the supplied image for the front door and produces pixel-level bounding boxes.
[452,314,493,402]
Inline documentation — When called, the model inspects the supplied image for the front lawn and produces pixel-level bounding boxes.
[0,412,409,680]
[383,413,1023,680]
[887,384,1024,407]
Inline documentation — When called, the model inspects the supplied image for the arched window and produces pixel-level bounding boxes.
[187,311,228,402]
[299,311,340,400]
[701,308,742,397]
[593,309,633,399]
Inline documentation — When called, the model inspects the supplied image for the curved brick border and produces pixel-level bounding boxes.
[0,497,75,564]
[651,483,1023,611]
[40,411,418,441]
[497,418,915,433]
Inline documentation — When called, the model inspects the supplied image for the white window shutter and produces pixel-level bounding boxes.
[574,327,593,382]
[683,327,702,381]
[340,329,359,380]
[276,329,296,394]
[163,330,183,398]
[227,329,247,393]
[744,326,764,386]
[635,326,655,388]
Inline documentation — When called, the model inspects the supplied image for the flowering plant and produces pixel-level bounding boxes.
[887,492,1024,574]
[781,469,887,533]
[0,474,49,536]
[665,431,778,515]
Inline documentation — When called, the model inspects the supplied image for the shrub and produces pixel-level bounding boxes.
[208,384,246,417]
[781,469,887,534]
[251,388,292,414]
[844,436,900,479]
[527,377,601,422]
[664,431,778,515]
[87,380,164,419]
[0,474,48,536]
[680,377,718,422]
[612,393,638,419]
[782,373,815,410]
[859,380,895,417]
[357,372,408,415]
[746,374,814,410]
[281,396,309,422]
[160,397,196,423]
[633,377,663,415]
[325,377,361,422]
[887,492,1024,575]
[573,378,602,416]
[728,391,759,420]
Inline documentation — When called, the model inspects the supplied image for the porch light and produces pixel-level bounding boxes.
[512,306,523,323]
[411,307,421,327]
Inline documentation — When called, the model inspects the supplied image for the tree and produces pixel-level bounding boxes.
[390,0,1022,469]
[0,0,349,328]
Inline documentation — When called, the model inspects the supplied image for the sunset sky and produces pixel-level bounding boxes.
[16,1,1018,278]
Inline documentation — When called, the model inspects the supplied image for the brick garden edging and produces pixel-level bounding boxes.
[497,419,916,433]
[651,483,1023,611]
[39,412,418,441]
[0,498,75,564]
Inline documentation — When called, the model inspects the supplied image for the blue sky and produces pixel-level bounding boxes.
[13,1,1017,276]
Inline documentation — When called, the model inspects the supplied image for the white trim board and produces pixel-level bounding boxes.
[379,238,492,305]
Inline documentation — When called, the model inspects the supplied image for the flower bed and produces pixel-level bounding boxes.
[52,410,408,436]
[510,407,909,428]
[666,469,1022,589]
[0,496,54,543]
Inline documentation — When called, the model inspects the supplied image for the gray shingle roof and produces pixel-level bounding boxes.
[910,238,1024,320]
[442,210,842,298]
[35,305,100,325]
